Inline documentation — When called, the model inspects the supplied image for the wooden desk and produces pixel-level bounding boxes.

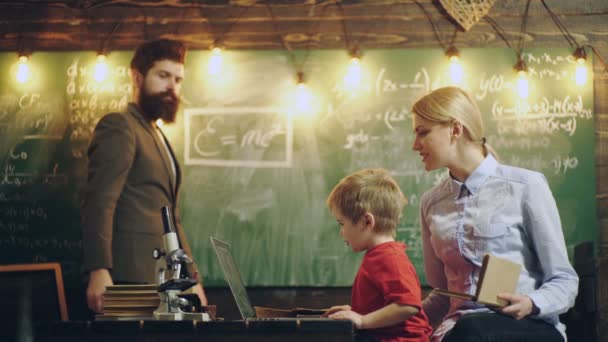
[37,319,355,342]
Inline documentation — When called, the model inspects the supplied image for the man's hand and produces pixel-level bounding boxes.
[192,283,208,306]
[86,268,113,313]
[497,293,534,320]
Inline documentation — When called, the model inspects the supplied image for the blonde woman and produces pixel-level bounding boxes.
[412,87,577,342]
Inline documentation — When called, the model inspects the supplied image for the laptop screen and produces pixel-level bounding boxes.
[210,237,256,320]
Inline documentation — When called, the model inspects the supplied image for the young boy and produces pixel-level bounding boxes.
[324,168,432,342]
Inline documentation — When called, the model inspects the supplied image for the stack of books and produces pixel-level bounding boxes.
[95,284,160,320]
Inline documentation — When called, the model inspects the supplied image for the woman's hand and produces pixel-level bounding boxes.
[496,293,534,320]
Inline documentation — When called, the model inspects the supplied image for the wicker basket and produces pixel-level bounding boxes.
[439,0,497,31]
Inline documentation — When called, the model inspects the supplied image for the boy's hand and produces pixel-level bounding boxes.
[496,293,534,320]
[329,309,364,329]
[322,305,352,317]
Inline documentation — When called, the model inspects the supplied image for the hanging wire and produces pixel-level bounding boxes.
[448,28,458,48]
[266,3,329,82]
[20,7,33,55]
[173,9,186,36]
[484,16,515,55]
[83,6,119,53]
[588,45,608,73]
[304,4,333,48]
[265,3,289,50]
[516,0,532,58]
[484,0,532,61]
[141,8,149,41]
[413,0,448,50]
[540,0,579,49]
[266,4,295,60]
[100,21,121,54]
[267,2,335,78]
[296,2,333,73]
[80,0,120,10]
[207,4,252,48]
[14,7,25,54]
[539,0,607,72]
[335,2,352,53]
[199,6,216,47]
[339,1,399,53]
[17,29,24,55]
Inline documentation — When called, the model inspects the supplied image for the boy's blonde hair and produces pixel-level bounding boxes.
[326,168,407,237]
[412,86,498,159]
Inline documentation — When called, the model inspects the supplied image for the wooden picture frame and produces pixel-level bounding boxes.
[0,262,68,321]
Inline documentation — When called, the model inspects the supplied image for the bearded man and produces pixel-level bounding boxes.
[81,39,207,314]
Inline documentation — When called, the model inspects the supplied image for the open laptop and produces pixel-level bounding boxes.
[209,237,329,321]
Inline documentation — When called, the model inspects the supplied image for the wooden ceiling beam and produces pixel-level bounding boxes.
[0,0,606,51]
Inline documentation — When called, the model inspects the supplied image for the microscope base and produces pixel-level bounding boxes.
[153,311,211,321]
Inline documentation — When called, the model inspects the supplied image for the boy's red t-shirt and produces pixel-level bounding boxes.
[351,241,432,342]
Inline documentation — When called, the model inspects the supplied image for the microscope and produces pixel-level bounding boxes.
[153,206,210,321]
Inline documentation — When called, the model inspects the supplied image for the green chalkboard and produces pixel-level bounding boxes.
[0,52,131,284]
[0,48,597,288]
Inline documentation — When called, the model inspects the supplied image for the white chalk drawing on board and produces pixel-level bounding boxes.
[184,107,293,168]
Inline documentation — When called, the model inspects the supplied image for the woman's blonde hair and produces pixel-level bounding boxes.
[411,86,498,159]
[326,168,407,237]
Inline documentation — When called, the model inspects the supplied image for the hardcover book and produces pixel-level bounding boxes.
[433,254,522,307]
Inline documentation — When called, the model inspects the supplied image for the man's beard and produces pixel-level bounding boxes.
[138,89,180,123]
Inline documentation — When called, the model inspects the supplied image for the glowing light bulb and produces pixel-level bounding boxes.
[344,57,362,88]
[513,58,529,99]
[573,48,587,86]
[94,54,109,82]
[517,70,529,99]
[575,63,587,86]
[445,46,463,85]
[208,47,223,75]
[16,55,30,83]
[284,72,318,119]
[295,82,312,115]
[449,56,464,85]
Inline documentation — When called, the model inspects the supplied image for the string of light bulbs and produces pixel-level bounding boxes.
[10,1,604,100]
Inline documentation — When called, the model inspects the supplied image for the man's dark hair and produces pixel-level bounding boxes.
[130,39,186,76]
